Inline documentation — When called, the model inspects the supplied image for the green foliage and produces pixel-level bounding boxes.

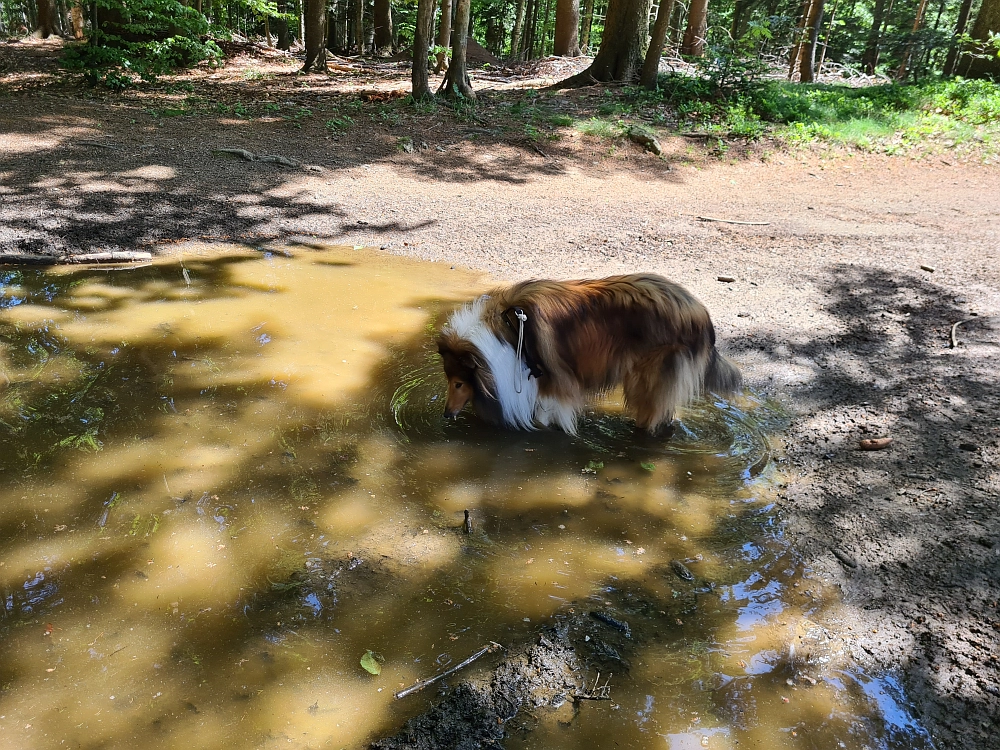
[282,106,313,128]
[403,94,439,115]
[574,117,625,139]
[325,115,355,133]
[754,78,1000,150]
[360,650,382,675]
[61,0,221,88]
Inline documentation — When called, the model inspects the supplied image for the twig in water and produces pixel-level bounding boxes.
[695,216,770,226]
[394,642,502,699]
[950,319,974,349]
[463,509,473,534]
[575,671,613,701]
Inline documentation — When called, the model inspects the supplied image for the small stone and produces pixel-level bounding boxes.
[920,265,935,272]
[670,560,694,581]
[959,443,980,452]
[717,276,736,283]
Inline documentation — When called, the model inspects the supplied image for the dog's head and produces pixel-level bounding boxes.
[436,331,498,421]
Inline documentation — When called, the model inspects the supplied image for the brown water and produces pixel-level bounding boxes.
[0,246,933,750]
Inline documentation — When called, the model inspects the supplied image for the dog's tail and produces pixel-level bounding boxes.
[703,347,742,397]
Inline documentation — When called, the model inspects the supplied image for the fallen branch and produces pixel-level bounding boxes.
[78,140,120,149]
[950,319,975,349]
[0,251,153,265]
[257,154,300,167]
[627,126,663,155]
[696,216,770,226]
[213,147,256,161]
[526,141,548,158]
[394,642,502,699]
[575,671,613,701]
[212,148,300,168]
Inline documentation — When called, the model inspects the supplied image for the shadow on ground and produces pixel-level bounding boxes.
[730,263,1000,748]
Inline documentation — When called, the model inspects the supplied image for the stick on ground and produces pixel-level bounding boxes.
[394,643,501,699]
[950,319,974,349]
[696,216,770,226]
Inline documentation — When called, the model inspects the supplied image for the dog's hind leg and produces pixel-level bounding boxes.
[623,353,673,434]
[624,349,703,435]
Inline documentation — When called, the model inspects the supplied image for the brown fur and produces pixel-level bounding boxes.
[437,274,742,433]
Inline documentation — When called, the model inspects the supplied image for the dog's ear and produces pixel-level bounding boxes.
[460,352,481,371]
[473,361,497,401]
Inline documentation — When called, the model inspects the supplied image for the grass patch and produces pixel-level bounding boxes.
[761,79,1000,153]
[241,68,274,81]
[643,74,1000,154]
[545,114,575,127]
[575,117,625,139]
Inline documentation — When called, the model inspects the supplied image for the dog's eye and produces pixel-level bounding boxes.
[454,381,464,389]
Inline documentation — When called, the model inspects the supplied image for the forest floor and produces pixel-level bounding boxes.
[3,37,1000,749]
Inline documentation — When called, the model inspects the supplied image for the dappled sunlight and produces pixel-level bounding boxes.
[0,246,935,749]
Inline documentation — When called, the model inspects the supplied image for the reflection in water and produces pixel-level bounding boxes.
[0,247,933,749]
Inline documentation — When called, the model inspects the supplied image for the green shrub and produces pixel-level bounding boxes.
[62,0,221,88]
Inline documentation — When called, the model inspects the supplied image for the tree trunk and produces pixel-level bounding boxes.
[640,0,674,88]
[435,0,452,70]
[731,0,758,39]
[816,0,839,71]
[412,0,435,97]
[796,0,824,81]
[511,0,527,56]
[895,0,928,79]
[55,0,67,36]
[524,0,538,56]
[265,16,272,46]
[861,0,887,73]
[440,0,474,97]
[943,0,974,74]
[559,0,651,84]
[352,0,364,52]
[681,0,708,56]
[580,0,595,50]
[374,0,393,51]
[669,0,685,44]
[34,0,58,38]
[554,0,580,54]
[70,2,85,39]
[964,0,1000,77]
[541,0,554,55]
[275,0,291,49]
[302,0,328,71]
[788,0,811,77]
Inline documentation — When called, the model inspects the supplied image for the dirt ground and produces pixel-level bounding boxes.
[2,38,1000,749]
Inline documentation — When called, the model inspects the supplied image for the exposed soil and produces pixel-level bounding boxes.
[2,38,1000,749]
[372,612,632,750]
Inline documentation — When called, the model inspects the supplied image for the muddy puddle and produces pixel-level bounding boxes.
[0,246,933,749]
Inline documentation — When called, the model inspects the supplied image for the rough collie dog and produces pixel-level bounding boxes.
[436,274,741,435]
